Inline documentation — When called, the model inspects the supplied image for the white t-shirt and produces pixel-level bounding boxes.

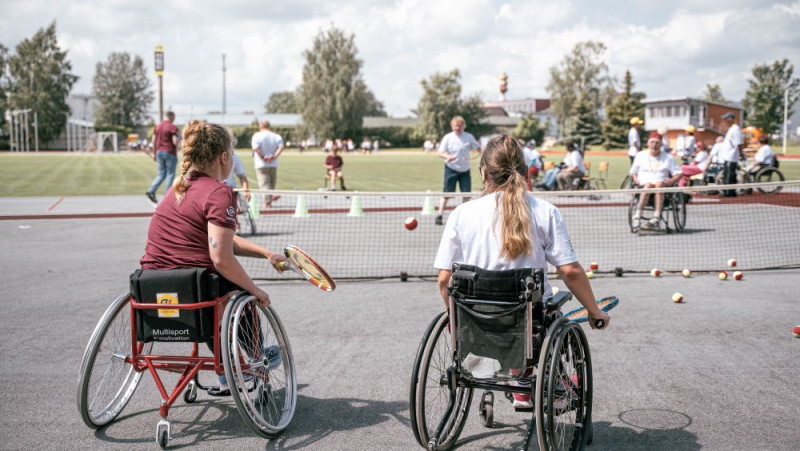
[434,192,577,296]
[718,124,743,163]
[693,150,710,172]
[252,130,284,169]
[627,128,640,157]
[438,131,479,173]
[224,153,246,189]
[522,148,542,169]
[563,150,586,173]
[629,151,682,185]
[754,144,775,166]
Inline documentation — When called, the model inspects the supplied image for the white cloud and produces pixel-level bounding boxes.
[0,0,797,118]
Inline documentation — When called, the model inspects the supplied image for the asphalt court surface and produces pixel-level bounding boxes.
[1,207,799,449]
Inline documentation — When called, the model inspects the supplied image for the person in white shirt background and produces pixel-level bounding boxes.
[678,140,710,187]
[435,116,480,225]
[433,135,610,408]
[747,135,775,175]
[556,141,586,191]
[522,139,543,190]
[718,112,743,197]
[251,120,284,207]
[675,125,697,163]
[628,117,643,165]
[629,131,683,230]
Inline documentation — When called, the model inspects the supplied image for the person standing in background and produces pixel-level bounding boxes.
[718,112,743,197]
[628,117,643,165]
[146,111,179,203]
[435,116,480,225]
[251,120,284,207]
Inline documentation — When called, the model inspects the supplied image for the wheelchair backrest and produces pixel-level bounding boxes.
[450,264,544,377]
[130,268,219,343]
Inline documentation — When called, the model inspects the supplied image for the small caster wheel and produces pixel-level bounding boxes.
[183,381,197,403]
[156,419,171,449]
[479,391,494,428]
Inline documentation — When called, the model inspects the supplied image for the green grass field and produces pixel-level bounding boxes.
[1,149,798,197]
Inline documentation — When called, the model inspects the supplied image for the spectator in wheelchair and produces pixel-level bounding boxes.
[141,120,285,307]
[746,135,775,174]
[555,140,586,190]
[434,135,610,409]
[678,140,710,187]
[629,131,683,230]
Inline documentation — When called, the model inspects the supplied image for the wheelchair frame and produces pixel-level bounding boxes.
[77,289,297,449]
[627,190,686,234]
[409,267,594,451]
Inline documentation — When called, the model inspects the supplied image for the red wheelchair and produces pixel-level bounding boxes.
[76,268,297,448]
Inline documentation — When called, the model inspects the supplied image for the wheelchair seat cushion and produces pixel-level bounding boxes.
[130,268,220,343]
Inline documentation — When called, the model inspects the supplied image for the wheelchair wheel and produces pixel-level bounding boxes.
[627,195,639,233]
[237,195,257,235]
[409,312,473,450]
[755,168,784,194]
[222,294,297,438]
[77,293,152,428]
[671,193,686,232]
[619,174,632,189]
[535,320,592,451]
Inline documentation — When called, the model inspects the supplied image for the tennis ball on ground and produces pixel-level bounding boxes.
[727,258,737,268]
[650,268,661,277]
[793,326,800,338]
[682,269,692,278]
[733,271,743,280]
[672,292,684,303]
[586,270,595,279]
[590,262,599,271]
[718,271,728,280]
[404,217,418,231]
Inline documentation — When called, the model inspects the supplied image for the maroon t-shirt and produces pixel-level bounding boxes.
[153,120,179,154]
[325,155,343,170]
[141,171,237,272]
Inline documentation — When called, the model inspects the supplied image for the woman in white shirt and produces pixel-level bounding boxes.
[678,140,710,187]
[555,141,586,190]
[747,135,775,174]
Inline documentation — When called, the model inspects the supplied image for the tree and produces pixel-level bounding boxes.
[6,22,78,144]
[546,41,613,139]
[742,59,800,133]
[512,113,547,145]
[0,43,8,140]
[569,91,603,146]
[602,70,645,149]
[92,52,153,130]
[264,91,298,114]
[296,27,381,140]
[363,89,387,117]
[416,69,489,140]
[702,84,728,103]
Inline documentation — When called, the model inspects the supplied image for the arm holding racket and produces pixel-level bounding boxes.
[556,261,611,329]
[232,234,286,272]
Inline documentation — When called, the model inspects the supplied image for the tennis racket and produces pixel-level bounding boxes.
[277,245,336,292]
[563,296,618,329]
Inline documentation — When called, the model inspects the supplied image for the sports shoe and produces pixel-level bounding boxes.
[512,392,534,409]
[631,218,640,230]
[435,215,443,226]
[146,191,157,203]
[643,217,659,229]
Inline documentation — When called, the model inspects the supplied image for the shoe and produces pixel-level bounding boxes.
[341,185,347,191]
[207,381,231,397]
[631,218,640,230]
[435,215,443,226]
[648,218,660,227]
[146,191,157,203]
[512,393,534,409]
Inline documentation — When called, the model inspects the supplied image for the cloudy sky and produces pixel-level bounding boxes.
[2,0,799,118]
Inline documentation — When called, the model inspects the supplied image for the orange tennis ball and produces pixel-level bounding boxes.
[733,271,743,280]
[590,262,599,270]
[650,268,661,277]
[793,326,800,338]
[404,217,418,230]
[718,271,728,280]
[682,269,692,278]
[672,292,683,303]
[727,259,737,268]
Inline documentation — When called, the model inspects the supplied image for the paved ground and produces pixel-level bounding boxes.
[1,198,799,450]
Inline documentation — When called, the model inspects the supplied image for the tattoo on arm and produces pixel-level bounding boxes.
[209,237,218,249]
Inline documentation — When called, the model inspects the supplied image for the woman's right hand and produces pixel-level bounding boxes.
[252,286,271,307]
[588,310,610,330]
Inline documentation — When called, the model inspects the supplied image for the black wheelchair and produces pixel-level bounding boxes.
[627,188,686,233]
[409,265,595,450]
[76,268,296,448]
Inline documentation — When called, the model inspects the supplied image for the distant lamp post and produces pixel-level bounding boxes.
[154,45,164,121]
[499,73,508,102]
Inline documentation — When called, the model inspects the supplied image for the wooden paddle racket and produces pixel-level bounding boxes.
[563,296,618,329]
[278,245,336,292]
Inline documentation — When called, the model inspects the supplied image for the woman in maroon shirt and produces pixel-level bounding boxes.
[141,120,284,306]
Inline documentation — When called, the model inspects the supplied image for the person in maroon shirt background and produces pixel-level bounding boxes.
[146,111,180,203]
[324,146,346,190]
[141,120,284,307]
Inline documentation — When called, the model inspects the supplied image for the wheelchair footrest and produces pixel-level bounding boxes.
[206,386,231,397]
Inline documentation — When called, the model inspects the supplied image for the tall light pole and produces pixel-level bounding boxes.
[154,45,164,121]
[222,53,227,118]
[783,88,788,155]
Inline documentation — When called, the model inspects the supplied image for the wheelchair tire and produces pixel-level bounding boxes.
[671,193,686,232]
[77,292,152,429]
[237,195,257,235]
[627,195,639,233]
[409,312,473,450]
[222,294,297,438]
[619,175,632,189]
[755,168,784,194]
[535,320,592,451]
